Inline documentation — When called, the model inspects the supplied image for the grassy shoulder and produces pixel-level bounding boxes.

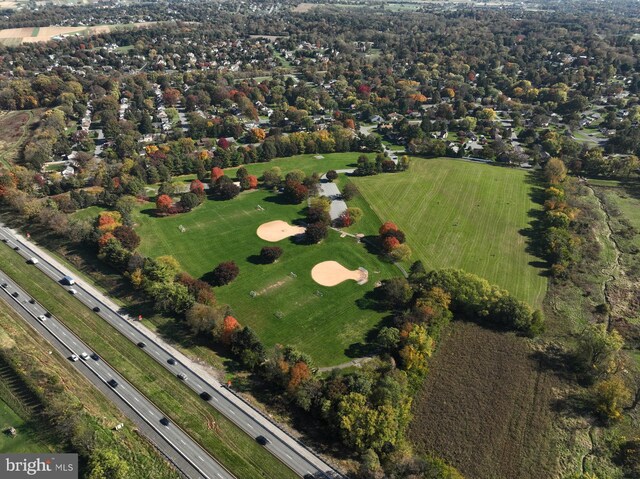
[351,157,548,307]
[0,244,298,479]
[0,301,179,477]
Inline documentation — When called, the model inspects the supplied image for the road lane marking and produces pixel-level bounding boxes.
[198,455,204,461]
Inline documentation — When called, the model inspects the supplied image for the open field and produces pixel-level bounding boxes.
[0,243,298,479]
[409,321,567,479]
[133,188,398,366]
[351,158,548,307]
[0,22,156,45]
[229,152,360,178]
[0,110,41,167]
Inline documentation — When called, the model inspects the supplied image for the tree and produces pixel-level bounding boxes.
[284,181,308,204]
[326,170,338,182]
[190,179,206,198]
[575,323,624,380]
[185,303,223,335]
[376,277,412,309]
[112,225,140,251]
[260,246,283,263]
[389,243,412,262]
[544,158,567,184]
[342,183,359,201]
[211,176,240,200]
[382,236,400,253]
[156,194,172,214]
[247,175,258,189]
[379,221,398,236]
[307,204,331,225]
[221,315,241,345]
[211,167,224,183]
[592,376,631,422]
[262,167,282,189]
[287,362,312,394]
[209,261,239,286]
[179,192,200,211]
[347,207,363,223]
[305,221,328,244]
[147,282,195,316]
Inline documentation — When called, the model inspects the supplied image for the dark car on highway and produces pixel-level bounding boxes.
[256,435,269,446]
[108,379,118,388]
[160,417,170,426]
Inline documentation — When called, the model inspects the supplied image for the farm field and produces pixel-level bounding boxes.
[133,188,398,366]
[351,158,547,307]
[409,321,566,479]
[0,22,156,45]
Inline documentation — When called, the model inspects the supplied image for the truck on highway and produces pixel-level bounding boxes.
[62,275,75,285]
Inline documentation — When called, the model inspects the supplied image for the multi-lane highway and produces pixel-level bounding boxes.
[0,224,342,479]
[0,270,233,479]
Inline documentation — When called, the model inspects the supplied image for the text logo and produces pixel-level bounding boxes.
[1,454,78,479]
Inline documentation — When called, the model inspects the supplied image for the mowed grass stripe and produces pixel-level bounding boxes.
[352,158,547,307]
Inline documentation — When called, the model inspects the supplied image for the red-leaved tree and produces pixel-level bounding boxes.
[156,194,173,214]
[247,175,258,189]
[382,236,400,253]
[211,167,224,182]
[221,315,240,345]
[379,221,399,236]
[190,179,205,198]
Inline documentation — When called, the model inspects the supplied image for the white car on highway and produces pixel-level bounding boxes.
[37,315,46,321]
[80,352,90,360]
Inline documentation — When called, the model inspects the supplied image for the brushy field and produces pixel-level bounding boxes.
[351,158,548,307]
[133,188,398,366]
[0,110,41,167]
[409,321,565,479]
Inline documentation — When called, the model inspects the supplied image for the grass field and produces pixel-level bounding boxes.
[0,399,48,453]
[133,187,398,366]
[351,158,548,307]
[0,243,298,479]
[229,152,361,178]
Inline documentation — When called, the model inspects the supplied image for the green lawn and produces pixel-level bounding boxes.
[71,205,106,221]
[227,152,361,178]
[0,399,48,453]
[0,244,297,479]
[133,188,398,366]
[351,158,548,307]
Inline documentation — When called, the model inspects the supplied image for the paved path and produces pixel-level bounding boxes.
[318,169,354,220]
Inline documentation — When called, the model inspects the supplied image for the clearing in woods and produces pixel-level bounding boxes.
[0,110,41,168]
[351,158,548,307]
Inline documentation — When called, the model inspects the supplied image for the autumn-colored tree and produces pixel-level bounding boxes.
[247,175,258,189]
[287,362,311,394]
[113,225,141,251]
[156,194,173,214]
[97,211,122,232]
[379,221,398,236]
[545,158,568,185]
[382,236,400,253]
[344,118,355,130]
[250,127,266,142]
[221,315,241,345]
[208,261,240,286]
[339,211,352,227]
[98,232,115,248]
[217,137,230,150]
[190,179,205,197]
[211,167,224,182]
[162,88,181,106]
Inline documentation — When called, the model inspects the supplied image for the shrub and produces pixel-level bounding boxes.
[260,246,283,263]
[341,183,359,201]
[284,181,308,204]
[379,221,398,235]
[209,261,240,286]
[326,170,338,182]
[112,225,141,251]
[179,192,201,211]
[212,176,240,200]
[156,194,172,214]
[389,243,412,262]
[307,205,331,225]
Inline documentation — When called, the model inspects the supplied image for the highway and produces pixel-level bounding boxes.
[0,224,343,479]
[0,269,233,479]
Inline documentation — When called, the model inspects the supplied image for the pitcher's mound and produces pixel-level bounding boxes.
[311,261,368,287]
[257,220,306,242]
